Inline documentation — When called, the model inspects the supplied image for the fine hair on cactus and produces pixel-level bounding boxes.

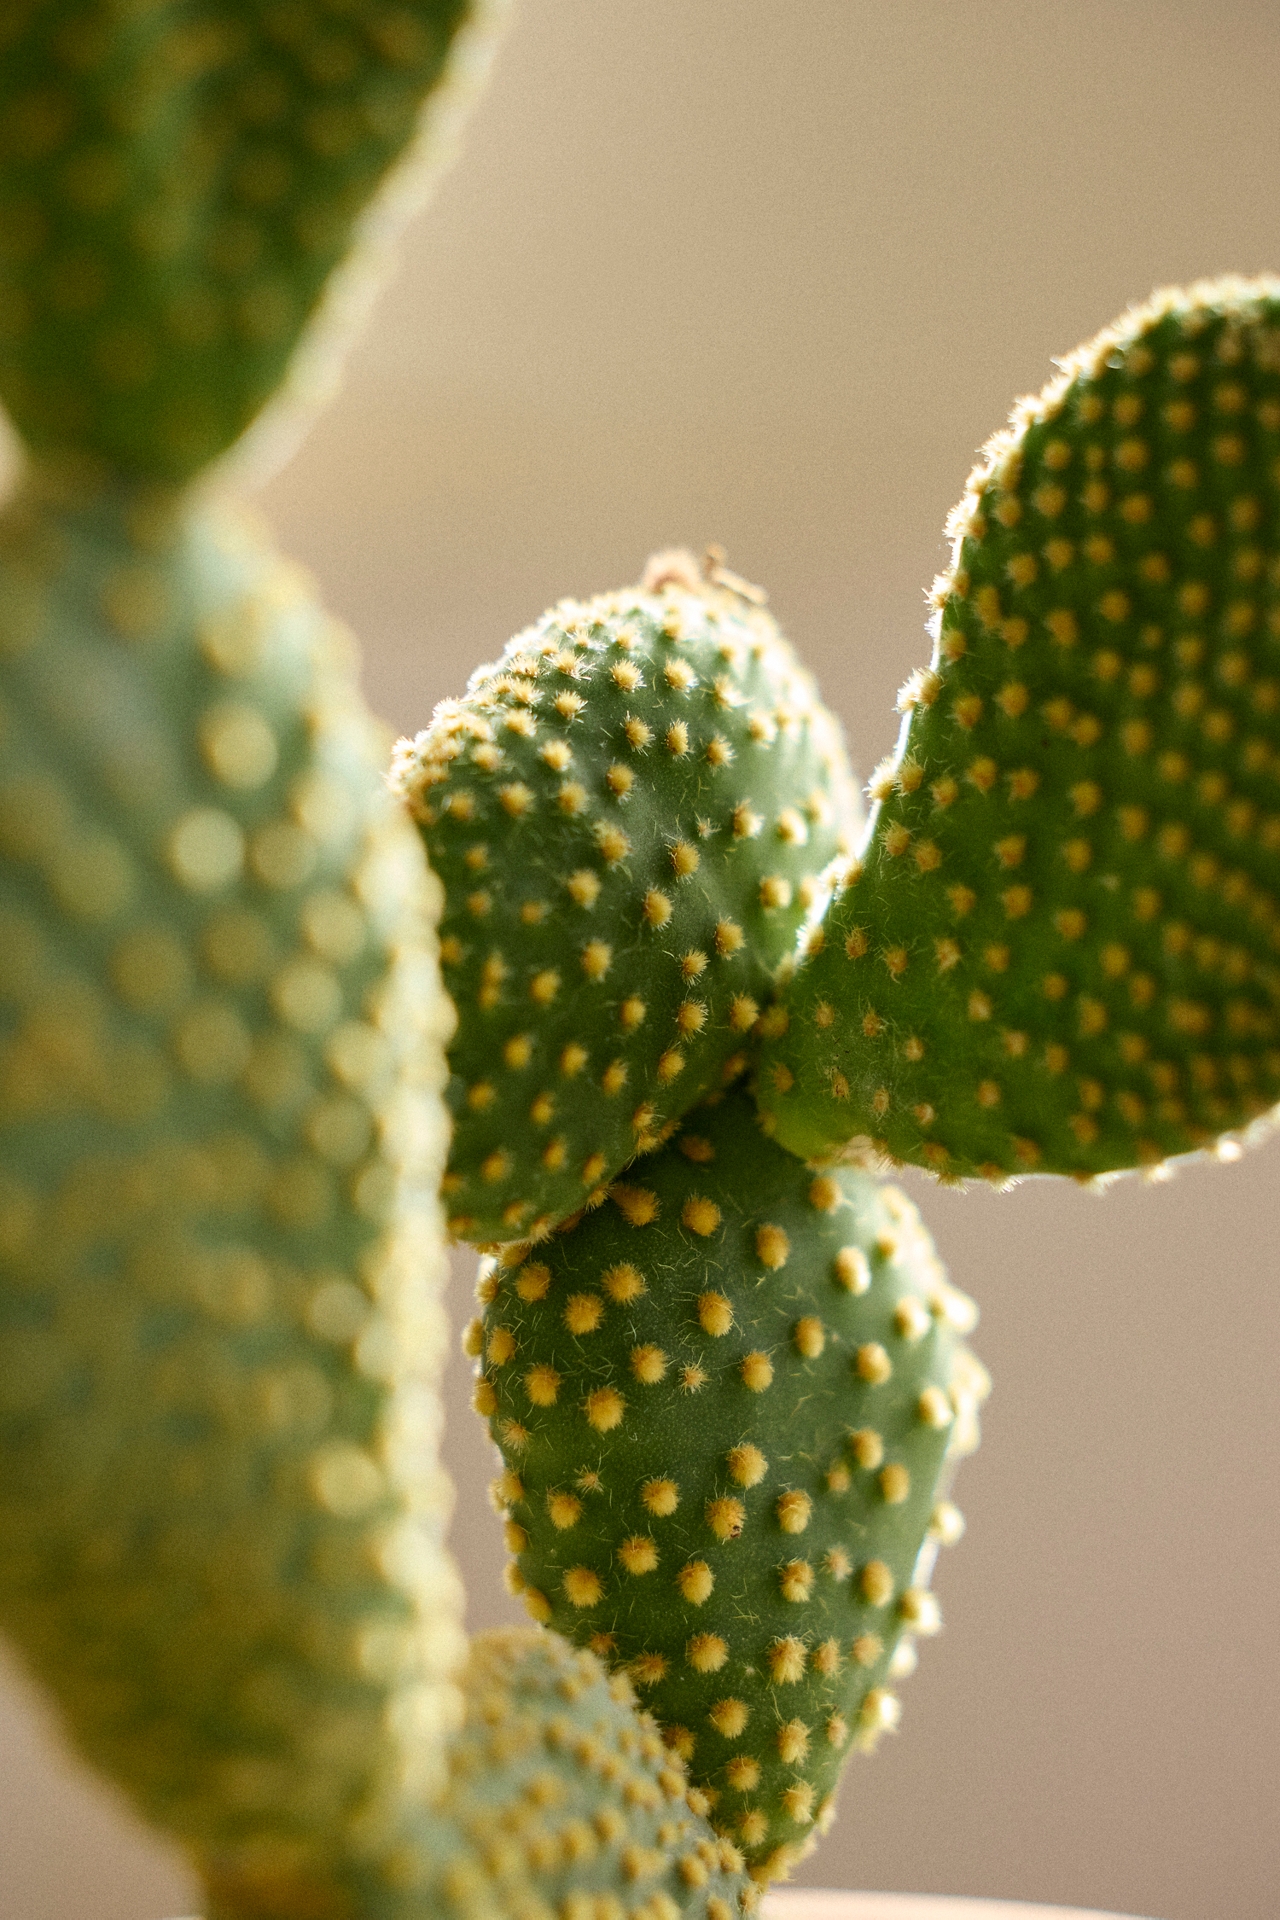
[0,6,1276,1920]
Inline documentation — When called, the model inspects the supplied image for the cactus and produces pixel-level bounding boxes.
[0,0,1275,1910]
[414,1629,755,1920]
[0,470,474,1905]
[0,0,504,480]
[203,1627,756,1920]
[474,1086,985,1882]
[391,559,855,1247]
[756,279,1280,1179]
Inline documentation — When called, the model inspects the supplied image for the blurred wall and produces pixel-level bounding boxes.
[2,4,1279,1917]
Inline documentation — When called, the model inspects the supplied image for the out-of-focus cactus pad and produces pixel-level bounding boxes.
[0,471,462,1864]
[0,0,490,478]
[201,1628,757,1920]
[431,1629,757,1920]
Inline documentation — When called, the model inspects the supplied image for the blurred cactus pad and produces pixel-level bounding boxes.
[392,559,855,1247]
[0,465,481,1909]
[0,0,501,478]
[413,1629,757,1920]
[760,278,1280,1181]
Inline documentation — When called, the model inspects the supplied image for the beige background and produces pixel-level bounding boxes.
[2,3,1279,1916]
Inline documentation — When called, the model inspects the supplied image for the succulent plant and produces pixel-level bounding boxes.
[473,1085,985,1882]
[202,1628,755,1920]
[0,1,1274,1915]
[0,0,504,479]
[391,560,856,1247]
[758,279,1280,1180]
[402,1629,755,1920]
[0,464,519,1918]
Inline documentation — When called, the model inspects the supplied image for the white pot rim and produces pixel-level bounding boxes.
[762,1892,1158,1920]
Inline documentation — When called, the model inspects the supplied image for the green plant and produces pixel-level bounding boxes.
[392,567,855,1247]
[0,6,747,1915]
[403,277,1280,1879]
[757,280,1280,1179]
[470,1085,983,1884]
[0,7,1274,1919]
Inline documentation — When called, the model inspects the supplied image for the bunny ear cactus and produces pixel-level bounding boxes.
[0,0,1273,1899]
[474,1086,986,1882]
[0,0,504,479]
[0,474,474,1901]
[758,278,1280,1180]
[204,1628,756,1920]
[415,1630,756,1920]
[391,555,856,1248]
[0,2,524,1913]
[0,8,775,1915]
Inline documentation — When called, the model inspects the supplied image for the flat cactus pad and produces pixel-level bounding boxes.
[0,0,496,477]
[474,1087,984,1881]
[432,1629,756,1920]
[760,278,1280,1179]
[201,1628,756,1920]
[395,561,854,1245]
[0,472,463,1866]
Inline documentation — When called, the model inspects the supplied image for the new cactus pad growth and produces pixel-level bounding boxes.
[392,560,854,1246]
[758,280,1280,1179]
[475,1087,985,1881]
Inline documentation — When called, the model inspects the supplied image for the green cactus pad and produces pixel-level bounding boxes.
[201,1628,756,1920]
[393,557,855,1247]
[0,0,499,479]
[759,278,1280,1179]
[473,1087,985,1881]
[0,469,467,1875]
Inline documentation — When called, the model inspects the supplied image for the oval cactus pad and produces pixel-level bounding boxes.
[474,1087,985,1880]
[761,279,1280,1179]
[395,561,854,1244]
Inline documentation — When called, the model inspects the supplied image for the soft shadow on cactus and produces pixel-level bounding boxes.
[0,2,1277,1916]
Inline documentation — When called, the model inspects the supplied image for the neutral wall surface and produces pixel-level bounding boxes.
[2,5,1279,1918]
